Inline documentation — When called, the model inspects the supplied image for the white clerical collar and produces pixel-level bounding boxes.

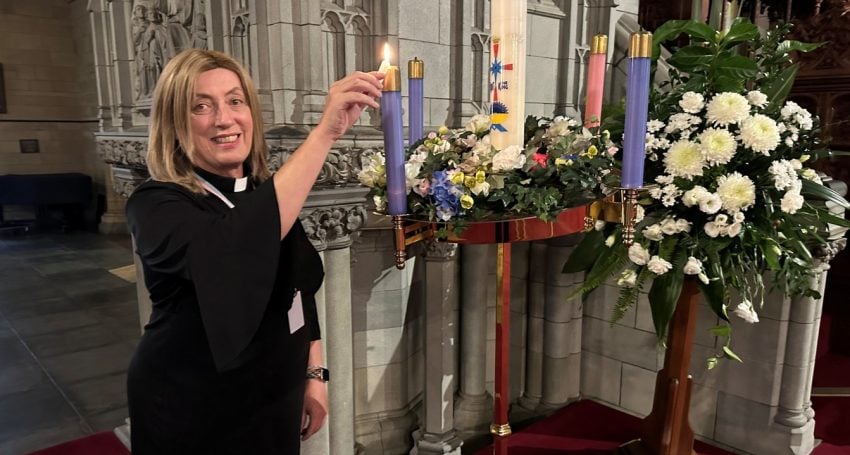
[234,176,248,192]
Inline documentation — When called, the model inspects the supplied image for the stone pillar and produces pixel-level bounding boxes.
[99,168,129,234]
[454,244,493,439]
[539,236,582,411]
[518,241,547,413]
[300,201,368,455]
[448,0,485,127]
[413,241,463,455]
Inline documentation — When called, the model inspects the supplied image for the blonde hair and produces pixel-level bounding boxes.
[146,49,271,192]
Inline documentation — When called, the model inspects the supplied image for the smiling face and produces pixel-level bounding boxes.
[189,68,254,178]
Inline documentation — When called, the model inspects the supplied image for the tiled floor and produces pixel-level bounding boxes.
[0,229,140,454]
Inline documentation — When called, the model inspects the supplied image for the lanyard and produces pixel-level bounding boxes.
[194,173,235,208]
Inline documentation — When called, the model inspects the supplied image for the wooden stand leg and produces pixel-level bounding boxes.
[619,279,699,455]
[490,241,512,438]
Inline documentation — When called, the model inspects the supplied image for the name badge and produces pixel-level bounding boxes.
[288,291,305,334]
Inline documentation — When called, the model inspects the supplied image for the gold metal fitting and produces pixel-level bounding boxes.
[490,423,512,437]
[591,34,608,54]
[408,57,424,79]
[382,66,401,91]
[629,32,653,58]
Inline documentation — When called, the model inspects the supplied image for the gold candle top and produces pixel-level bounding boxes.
[628,32,653,58]
[591,34,608,54]
[383,66,401,91]
[408,57,424,79]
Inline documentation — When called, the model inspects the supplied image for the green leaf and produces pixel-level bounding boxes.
[652,20,692,59]
[762,239,781,270]
[710,324,731,337]
[683,21,718,43]
[723,346,743,363]
[563,230,606,273]
[649,268,685,340]
[763,64,799,108]
[777,40,823,54]
[698,274,728,321]
[721,20,760,48]
[713,75,745,93]
[713,55,759,79]
[668,46,715,71]
[801,178,850,209]
[817,210,850,228]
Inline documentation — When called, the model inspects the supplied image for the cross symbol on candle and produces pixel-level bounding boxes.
[490,38,513,133]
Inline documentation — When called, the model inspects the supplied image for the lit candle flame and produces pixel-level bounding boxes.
[378,42,392,75]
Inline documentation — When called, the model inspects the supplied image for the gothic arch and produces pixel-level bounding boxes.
[321,11,347,89]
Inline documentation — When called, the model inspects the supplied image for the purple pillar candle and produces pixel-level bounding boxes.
[621,32,652,189]
[408,58,424,145]
[382,66,407,215]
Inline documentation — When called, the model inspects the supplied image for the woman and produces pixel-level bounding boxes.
[126,48,382,454]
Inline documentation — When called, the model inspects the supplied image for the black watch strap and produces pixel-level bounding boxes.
[306,366,330,383]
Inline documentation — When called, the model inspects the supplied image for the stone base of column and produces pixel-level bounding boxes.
[768,420,816,455]
[98,214,129,235]
[453,392,493,439]
[355,408,418,454]
[410,429,463,455]
[516,395,541,414]
[114,420,131,450]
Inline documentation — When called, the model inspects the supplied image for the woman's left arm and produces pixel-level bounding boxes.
[301,340,328,441]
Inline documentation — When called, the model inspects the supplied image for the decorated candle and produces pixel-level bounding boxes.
[408,57,424,145]
[621,32,652,189]
[382,65,407,215]
[584,34,607,128]
[489,0,527,151]
[378,42,392,75]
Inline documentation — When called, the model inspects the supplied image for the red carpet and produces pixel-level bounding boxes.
[473,400,850,455]
[25,431,129,455]
[474,400,733,455]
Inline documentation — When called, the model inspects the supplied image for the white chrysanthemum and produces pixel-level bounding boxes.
[683,257,703,275]
[716,172,756,212]
[781,189,805,214]
[697,128,737,165]
[682,186,709,207]
[647,256,673,275]
[769,160,798,190]
[699,193,723,214]
[679,91,705,113]
[664,140,705,179]
[706,92,750,126]
[733,300,760,324]
[781,101,802,120]
[740,114,781,155]
[647,119,665,133]
[628,244,650,266]
[746,90,769,108]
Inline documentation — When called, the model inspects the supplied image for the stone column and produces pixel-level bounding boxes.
[518,241,547,413]
[454,244,493,439]
[300,201,368,455]
[448,0,485,127]
[539,236,582,411]
[413,241,463,455]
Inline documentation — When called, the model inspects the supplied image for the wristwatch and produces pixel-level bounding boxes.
[306,366,330,383]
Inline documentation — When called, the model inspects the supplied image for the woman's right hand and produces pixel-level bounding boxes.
[314,71,383,142]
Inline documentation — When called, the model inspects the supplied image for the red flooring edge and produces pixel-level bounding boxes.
[25,431,130,455]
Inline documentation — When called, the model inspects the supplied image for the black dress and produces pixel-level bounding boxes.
[125,168,323,454]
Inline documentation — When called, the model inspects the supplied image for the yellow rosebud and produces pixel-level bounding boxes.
[460,194,474,209]
[555,158,567,166]
[464,175,476,188]
[586,145,598,158]
[475,169,486,184]
[800,154,810,163]
[451,172,465,185]
[438,125,449,136]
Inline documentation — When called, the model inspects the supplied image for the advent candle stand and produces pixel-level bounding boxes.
[618,278,699,455]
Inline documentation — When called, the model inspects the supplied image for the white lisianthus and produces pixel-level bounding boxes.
[605,234,616,247]
[704,221,722,238]
[404,162,423,190]
[647,256,673,275]
[698,272,710,284]
[740,114,781,155]
[358,153,386,187]
[643,224,664,241]
[469,180,491,196]
[491,145,527,171]
[715,213,728,225]
[675,219,691,233]
[634,205,645,223]
[733,300,760,323]
[734,211,746,223]
[716,172,756,212]
[781,188,805,214]
[628,243,651,266]
[617,269,638,288]
[706,92,750,126]
[664,140,705,179]
[727,222,743,237]
[433,139,452,154]
[698,128,737,165]
[465,114,491,133]
[546,116,578,137]
[683,256,703,275]
[699,193,723,214]
[746,90,769,108]
[661,218,679,236]
[595,220,606,231]
[682,186,708,207]
[471,134,493,158]
[679,91,705,113]
[373,195,386,212]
